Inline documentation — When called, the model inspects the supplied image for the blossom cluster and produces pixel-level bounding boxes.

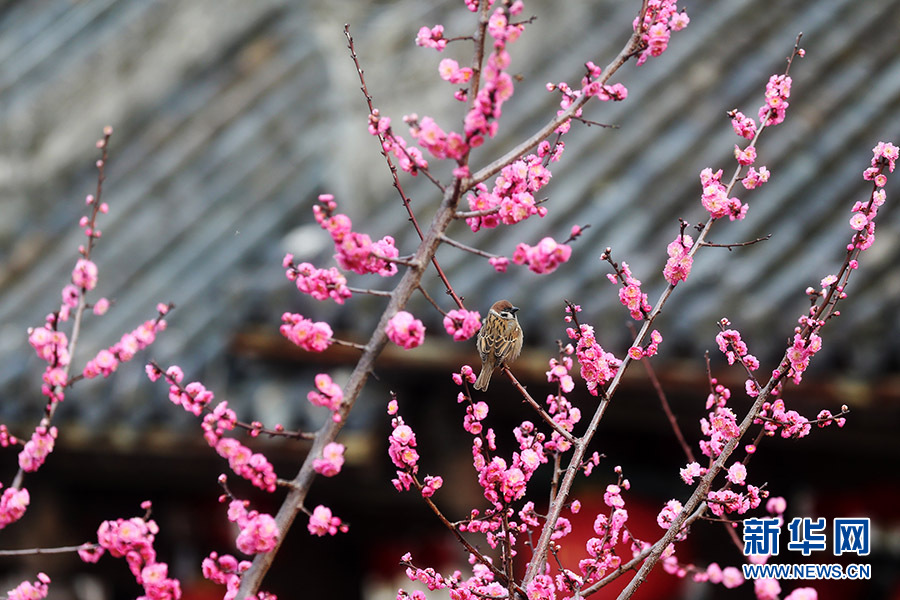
[544,355,583,453]
[152,365,278,492]
[415,24,447,51]
[783,328,822,386]
[0,486,30,530]
[546,61,628,137]
[452,364,477,392]
[368,111,429,176]
[700,167,747,221]
[663,232,693,286]
[814,408,847,429]
[201,552,252,600]
[282,255,351,304]
[388,415,420,490]
[313,194,399,276]
[398,552,513,600]
[307,504,347,537]
[386,311,426,350]
[462,7,523,144]
[78,503,182,600]
[460,395,489,436]
[442,309,481,342]
[741,165,771,190]
[627,329,663,360]
[4,573,50,600]
[734,143,757,166]
[437,58,473,86]
[576,478,636,585]
[692,563,744,589]
[312,442,345,477]
[695,380,740,460]
[512,236,572,274]
[677,379,766,521]
[465,154,551,232]
[608,261,651,320]
[475,421,546,508]
[759,74,792,127]
[706,479,763,518]
[567,322,621,396]
[632,0,689,66]
[715,327,760,371]
[28,317,70,403]
[853,141,898,250]
[756,399,813,439]
[27,320,70,376]
[307,373,344,415]
[71,258,99,291]
[408,115,468,161]
[279,313,333,352]
[389,402,445,499]
[18,426,57,473]
[546,353,575,395]
[454,386,553,545]
[730,110,757,140]
[82,312,168,379]
[226,498,279,555]
[215,435,277,493]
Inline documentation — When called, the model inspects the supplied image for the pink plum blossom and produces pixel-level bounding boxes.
[386,311,426,349]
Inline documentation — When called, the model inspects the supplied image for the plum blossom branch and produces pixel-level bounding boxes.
[616,138,895,600]
[468,1,649,189]
[528,33,806,589]
[238,161,469,599]
[344,25,466,311]
[148,360,314,441]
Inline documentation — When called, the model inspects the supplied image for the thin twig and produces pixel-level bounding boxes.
[627,322,695,463]
[328,338,368,352]
[439,233,501,259]
[700,234,772,250]
[0,543,98,557]
[573,116,619,128]
[501,366,579,447]
[416,284,447,317]
[347,286,392,297]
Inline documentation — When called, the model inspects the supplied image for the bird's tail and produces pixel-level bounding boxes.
[473,367,492,391]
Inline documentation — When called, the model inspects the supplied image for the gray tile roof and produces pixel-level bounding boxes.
[2,0,899,435]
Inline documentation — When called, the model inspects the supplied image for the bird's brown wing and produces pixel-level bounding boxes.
[478,328,516,363]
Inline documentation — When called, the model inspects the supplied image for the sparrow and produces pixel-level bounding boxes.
[474,300,524,391]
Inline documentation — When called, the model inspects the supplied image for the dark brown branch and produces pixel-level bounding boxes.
[701,234,772,250]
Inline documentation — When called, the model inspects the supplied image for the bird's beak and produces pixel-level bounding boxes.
[510,306,520,314]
